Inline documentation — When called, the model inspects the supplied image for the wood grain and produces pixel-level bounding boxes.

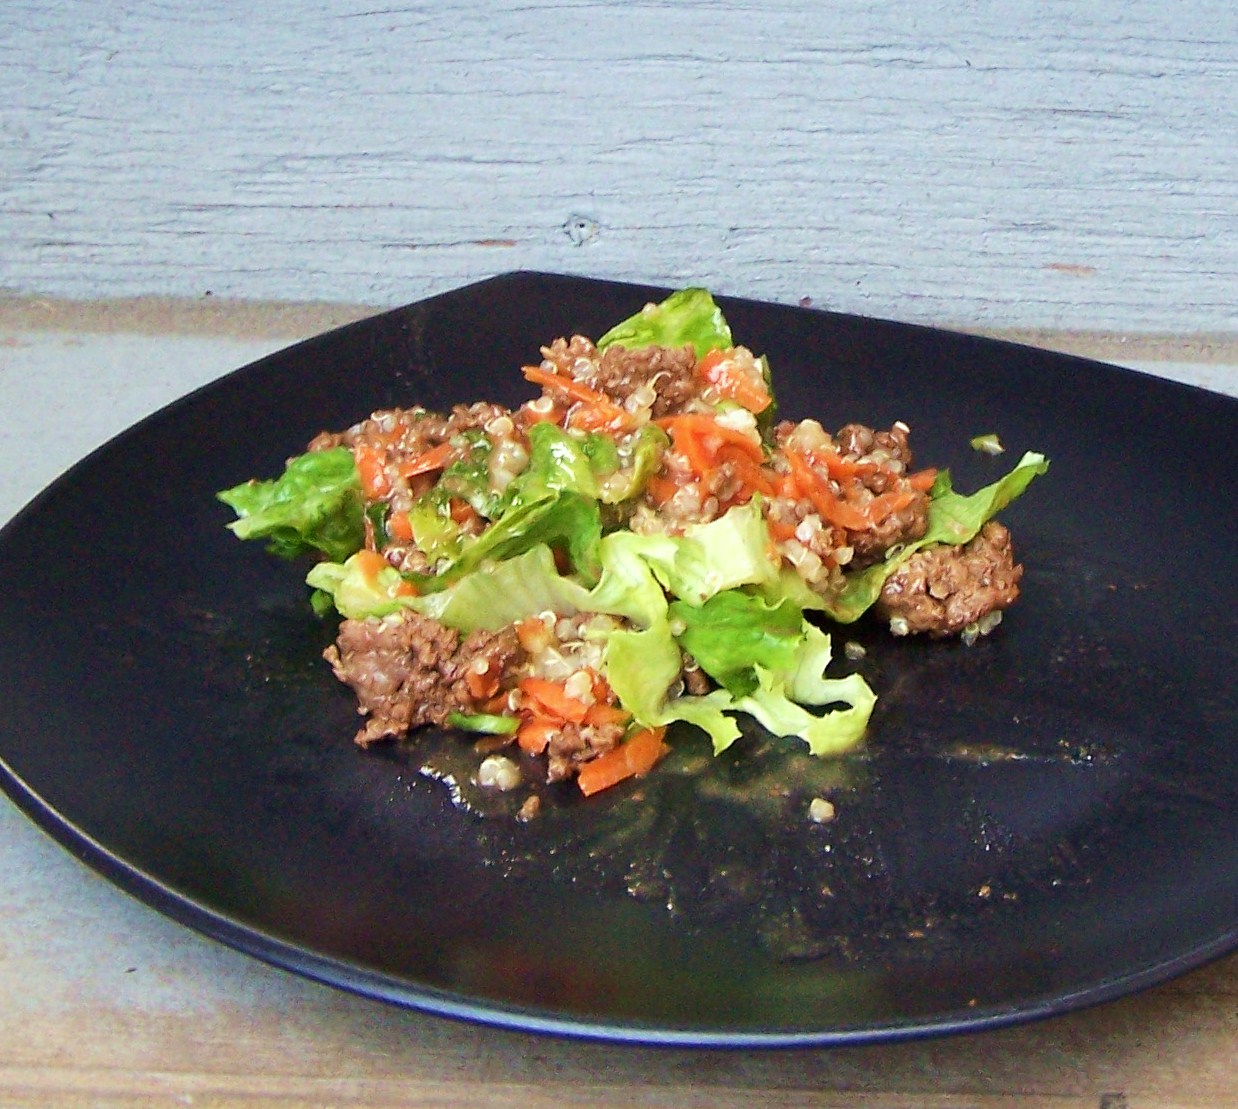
[3,1,1236,331]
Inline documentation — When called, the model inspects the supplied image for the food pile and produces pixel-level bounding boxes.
[219,290,1046,798]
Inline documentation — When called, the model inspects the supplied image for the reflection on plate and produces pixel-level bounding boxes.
[0,273,1235,1045]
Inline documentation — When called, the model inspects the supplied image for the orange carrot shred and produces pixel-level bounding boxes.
[518,677,592,724]
[577,726,669,797]
[696,349,771,413]
[397,441,456,479]
[387,510,414,543]
[354,443,390,500]
[862,488,917,525]
[783,449,871,531]
[517,719,557,756]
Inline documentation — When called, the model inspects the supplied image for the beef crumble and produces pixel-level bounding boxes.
[875,521,1023,637]
[325,613,524,746]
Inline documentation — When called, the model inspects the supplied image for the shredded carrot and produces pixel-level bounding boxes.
[783,449,871,530]
[584,701,632,729]
[351,548,416,596]
[352,548,390,581]
[767,516,799,543]
[397,441,456,479]
[354,443,390,500]
[657,413,765,465]
[805,446,872,482]
[907,467,938,492]
[522,363,612,408]
[716,443,776,498]
[644,473,681,506]
[577,726,669,797]
[482,691,513,715]
[862,488,918,525]
[663,418,716,475]
[696,349,771,413]
[518,677,592,724]
[465,661,501,700]
[517,718,557,755]
[387,510,414,543]
[448,498,480,526]
[522,364,634,433]
[519,399,565,425]
[515,615,554,653]
[568,403,635,434]
[695,349,728,376]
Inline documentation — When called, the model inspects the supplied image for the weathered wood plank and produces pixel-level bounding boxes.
[2,1,1235,331]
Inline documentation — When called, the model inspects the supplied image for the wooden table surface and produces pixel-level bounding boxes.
[0,299,1235,1108]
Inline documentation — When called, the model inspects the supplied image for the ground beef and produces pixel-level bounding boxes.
[834,422,915,480]
[875,521,1023,637]
[845,488,930,568]
[544,721,624,783]
[308,401,511,456]
[539,336,702,417]
[595,343,700,416]
[324,613,524,745]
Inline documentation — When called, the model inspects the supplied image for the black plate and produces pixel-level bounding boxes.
[1,273,1235,1046]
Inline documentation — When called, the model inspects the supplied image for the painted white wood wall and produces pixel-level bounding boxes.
[3,0,1235,331]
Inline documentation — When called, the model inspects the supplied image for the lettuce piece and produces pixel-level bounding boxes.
[599,620,685,726]
[410,544,592,630]
[509,422,669,508]
[596,423,670,503]
[586,531,681,628]
[217,447,365,563]
[406,496,465,565]
[921,451,1049,546]
[435,429,501,518]
[305,550,417,621]
[655,693,744,755]
[663,500,781,603]
[597,288,733,358]
[732,668,875,758]
[666,589,876,755]
[405,528,678,633]
[506,422,603,505]
[445,711,519,735]
[821,450,1050,624]
[442,490,604,585]
[669,591,804,698]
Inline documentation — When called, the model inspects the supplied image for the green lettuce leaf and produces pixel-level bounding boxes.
[662,499,781,603]
[920,451,1049,546]
[597,288,733,358]
[654,693,744,754]
[406,496,465,565]
[599,620,685,726]
[505,422,603,505]
[305,550,417,620]
[217,447,365,563]
[666,589,876,755]
[435,490,604,586]
[399,528,681,633]
[596,423,670,503]
[409,544,592,631]
[669,591,803,698]
[435,429,501,518]
[445,711,520,735]
[731,668,876,758]
[586,531,682,628]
